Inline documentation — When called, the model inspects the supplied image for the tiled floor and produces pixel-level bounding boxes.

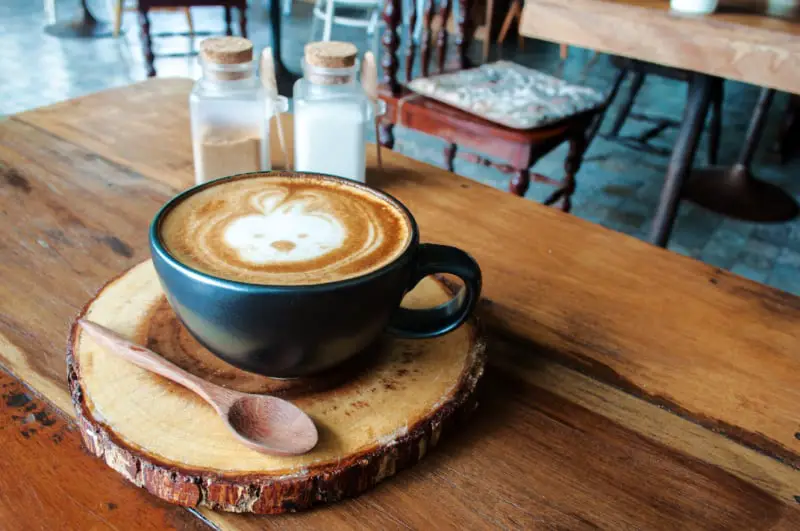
[3,0,800,294]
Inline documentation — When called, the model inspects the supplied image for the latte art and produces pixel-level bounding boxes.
[224,188,348,264]
[159,174,412,285]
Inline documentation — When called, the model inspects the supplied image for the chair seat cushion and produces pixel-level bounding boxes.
[407,61,604,130]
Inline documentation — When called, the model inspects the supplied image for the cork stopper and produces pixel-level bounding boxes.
[304,41,358,69]
[200,37,254,65]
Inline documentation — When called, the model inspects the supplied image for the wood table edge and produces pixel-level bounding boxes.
[520,0,800,94]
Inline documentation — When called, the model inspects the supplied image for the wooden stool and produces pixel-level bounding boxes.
[138,0,247,77]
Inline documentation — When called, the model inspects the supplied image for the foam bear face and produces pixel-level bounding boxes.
[223,189,345,264]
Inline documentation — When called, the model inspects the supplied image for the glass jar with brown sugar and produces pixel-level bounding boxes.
[190,37,269,184]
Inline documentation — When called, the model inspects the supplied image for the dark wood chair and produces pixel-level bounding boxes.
[138,0,248,77]
[377,0,611,212]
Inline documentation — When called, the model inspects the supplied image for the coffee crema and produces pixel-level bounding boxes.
[159,174,413,285]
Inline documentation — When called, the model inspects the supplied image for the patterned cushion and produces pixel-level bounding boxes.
[407,61,604,130]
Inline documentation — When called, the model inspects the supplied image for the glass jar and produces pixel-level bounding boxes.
[293,42,375,183]
[190,37,269,185]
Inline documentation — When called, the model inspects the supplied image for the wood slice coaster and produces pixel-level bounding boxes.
[67,260,486,514]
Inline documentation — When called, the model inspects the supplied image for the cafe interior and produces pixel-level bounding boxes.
[3,0,799,293]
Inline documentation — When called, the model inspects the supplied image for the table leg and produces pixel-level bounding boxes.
[648,74,714,247]
[44,0,113,39]
[684,87,799,222]
[510,169,530,197]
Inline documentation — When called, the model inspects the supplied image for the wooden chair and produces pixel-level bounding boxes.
[377,0,610,211]
[110,1,194,38]
[137,0,247,77]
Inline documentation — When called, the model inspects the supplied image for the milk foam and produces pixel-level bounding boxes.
[159,174,411,286]
[223,189,347,264]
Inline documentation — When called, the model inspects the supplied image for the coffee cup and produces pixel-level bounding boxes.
[149,171,482,378]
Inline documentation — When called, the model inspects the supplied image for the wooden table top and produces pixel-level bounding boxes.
[520,0,800,94]
[1,78,798,529]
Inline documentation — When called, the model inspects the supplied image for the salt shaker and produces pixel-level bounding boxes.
[293,41,374,183]
[190,37,269,185]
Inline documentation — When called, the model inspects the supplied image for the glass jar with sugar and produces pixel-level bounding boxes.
[190,37,270,185]
[293,41,376,183]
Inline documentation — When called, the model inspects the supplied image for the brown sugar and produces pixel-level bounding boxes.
[195,129,263,183]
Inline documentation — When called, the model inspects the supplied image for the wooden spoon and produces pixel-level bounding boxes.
[78,319,318,456]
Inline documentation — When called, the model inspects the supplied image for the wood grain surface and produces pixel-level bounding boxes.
[1,78,798,529]
[0,371,211,530]
[520,0,800,95]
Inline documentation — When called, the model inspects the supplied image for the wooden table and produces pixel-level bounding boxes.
[1,79,798,529]
[519,0,800,245]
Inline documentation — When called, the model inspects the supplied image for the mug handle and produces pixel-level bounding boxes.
[387,243,482,339]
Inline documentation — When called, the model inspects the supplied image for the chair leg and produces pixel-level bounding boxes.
[585,67,628,146]
[707,79,723,165]
[560,133,588,212]
[370,10,380,57]
[497,0,521,46]
[44,0,57,24]
[414,0,424,43]
[509,169,530,197]
[310,0,322,41]
[482,0,494,61]
[139,6,156,77]
[112,0,123,37]
[183,7,194,37]
[224,5,233,36]
[609,70,645,137]
[367,7,379,34]
[379,122,396,150]
[239,5,247,38]
[322,0,335,41]
[444,144,457,172]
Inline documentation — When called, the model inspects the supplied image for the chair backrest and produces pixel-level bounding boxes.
[381,0,475,95]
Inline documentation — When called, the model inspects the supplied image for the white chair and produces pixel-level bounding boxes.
[284,0,429,44]
[309,0,380,43]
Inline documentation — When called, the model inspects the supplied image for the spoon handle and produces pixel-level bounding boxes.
[78,319,232,409]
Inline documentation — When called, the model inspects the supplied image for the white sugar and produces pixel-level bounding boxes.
[293,100,367,183]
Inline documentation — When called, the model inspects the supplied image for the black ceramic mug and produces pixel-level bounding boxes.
[149,172,481,378]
